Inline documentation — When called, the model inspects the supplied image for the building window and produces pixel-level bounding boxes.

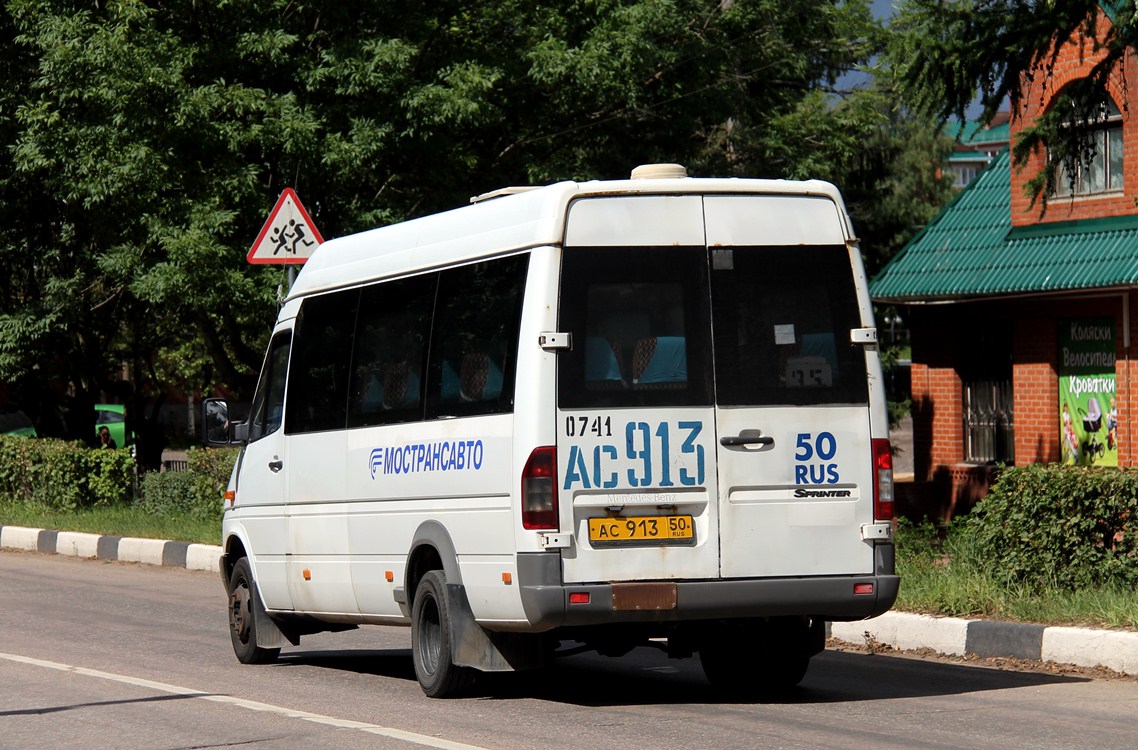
[963,379,1014,463]
[961,323,1013,464]
[951,164,979,188]
[1053,98,1124,196]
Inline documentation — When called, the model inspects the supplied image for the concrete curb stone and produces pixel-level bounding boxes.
[3,523,1134,676]
[830,611,1138,677]
[0,524,221,574]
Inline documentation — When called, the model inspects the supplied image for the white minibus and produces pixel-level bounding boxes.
[204,163,898,697]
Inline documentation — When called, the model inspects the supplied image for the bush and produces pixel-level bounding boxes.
[0,436,134,509]
[967,464,1138,592]
[137,447,238,521]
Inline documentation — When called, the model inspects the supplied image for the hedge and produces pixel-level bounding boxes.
[137,448,238,521]
[968,464,1138,591]
[0,436,238,518]
[0,436,135,509]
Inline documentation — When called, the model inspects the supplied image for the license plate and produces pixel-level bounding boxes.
[588,515,694,545]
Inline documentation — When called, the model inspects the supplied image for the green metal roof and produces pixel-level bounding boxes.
[871,149,1138,302]
[947,151,994,163]
[947,119,1010,147]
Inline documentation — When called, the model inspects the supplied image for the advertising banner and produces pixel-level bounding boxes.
[1058,318,1118,466]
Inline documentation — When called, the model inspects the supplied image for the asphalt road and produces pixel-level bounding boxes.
[2,550,1137,750]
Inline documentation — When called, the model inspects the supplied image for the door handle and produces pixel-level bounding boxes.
[720,434,774,447]
[268,458,283,473]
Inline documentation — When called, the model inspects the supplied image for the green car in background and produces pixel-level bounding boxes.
[96,404,129,448]
[0,406,36,437]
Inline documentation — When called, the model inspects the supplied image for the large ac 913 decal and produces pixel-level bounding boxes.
[563,419,705,490]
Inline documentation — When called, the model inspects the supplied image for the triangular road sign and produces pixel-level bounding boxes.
[247,188,325,265]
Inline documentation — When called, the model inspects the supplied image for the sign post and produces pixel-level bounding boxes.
[247,188,324,265]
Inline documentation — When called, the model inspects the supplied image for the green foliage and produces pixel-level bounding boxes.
[967,464,1138,591]
[0,0,893,438]
[842,103,956,277]
[0,501,220,545]
[0,436,134,509]
[894,513,1138,628]
[136,447,237,521]
[879,342,913,429]
[894,464,1138,622]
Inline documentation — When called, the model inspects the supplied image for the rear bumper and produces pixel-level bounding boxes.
[516,546,899,630]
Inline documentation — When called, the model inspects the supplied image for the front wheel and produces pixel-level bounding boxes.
[228,557,281,665]
[411,570,474,698]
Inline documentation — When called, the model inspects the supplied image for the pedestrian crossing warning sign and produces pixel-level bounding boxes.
[247,188,325,265]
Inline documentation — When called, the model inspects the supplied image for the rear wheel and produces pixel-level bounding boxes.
[699,618,813,695]
[227,557,281,665]
[411,570,474,697]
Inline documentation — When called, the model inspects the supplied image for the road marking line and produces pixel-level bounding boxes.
[0,652,490,750]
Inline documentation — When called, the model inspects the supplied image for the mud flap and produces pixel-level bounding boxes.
[249,577,298,649]
[446,583,546,672]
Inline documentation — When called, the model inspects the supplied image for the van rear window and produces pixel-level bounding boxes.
[557,246,714,408]
[558,244,867,408]
[711,245,868,406]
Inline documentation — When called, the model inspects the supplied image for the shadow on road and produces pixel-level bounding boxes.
[272,644,1087,706]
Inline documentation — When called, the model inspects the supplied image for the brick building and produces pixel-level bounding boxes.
[872,5,1138,521]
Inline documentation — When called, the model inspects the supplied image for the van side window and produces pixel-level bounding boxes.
[286,289,358,434]
[348,274,435,427]
[426,255,528,418]
[558,246,713,408]
[711,245,868,406]
[247,332,291,442]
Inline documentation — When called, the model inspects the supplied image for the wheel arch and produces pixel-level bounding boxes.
[405,520,462,610]
[221,533,248,584]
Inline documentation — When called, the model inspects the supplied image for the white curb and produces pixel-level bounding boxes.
[831,611,970,656]
[55,531,101,559]
[117,537,167,566]
[186,544,223,573]
[0,526,42,551]
[1043,626,1138,675]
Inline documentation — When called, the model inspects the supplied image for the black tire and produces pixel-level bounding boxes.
[227,557,281,665]
[699,619,811,695]
[411,570,474,698]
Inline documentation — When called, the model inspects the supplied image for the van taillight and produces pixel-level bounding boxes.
[522,446,559,530]
[872,438,894,521]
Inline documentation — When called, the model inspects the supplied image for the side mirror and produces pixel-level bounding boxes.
[203,398,236,446]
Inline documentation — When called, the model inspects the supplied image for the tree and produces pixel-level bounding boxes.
[0,0,889,456]
[841,101,957,278]
[885,0,1138,201]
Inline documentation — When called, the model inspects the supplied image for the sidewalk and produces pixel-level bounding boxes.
[4,521,1137,677]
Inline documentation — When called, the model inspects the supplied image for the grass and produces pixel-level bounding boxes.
[0,501,220,545]
[895,520,1138,631]
[2,501,1135,631]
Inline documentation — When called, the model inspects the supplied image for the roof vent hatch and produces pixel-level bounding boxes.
[630,163,688,180]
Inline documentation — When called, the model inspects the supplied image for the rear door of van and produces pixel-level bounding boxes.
[556,192,876,585]
[704,195,875,578]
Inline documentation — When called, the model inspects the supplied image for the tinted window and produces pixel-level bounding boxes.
[348,274,435,427]
[426,255,528,418]
[286,290,358,434]
[558,246,713,408]
[248,332,291,442]
[711,245,868,406]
